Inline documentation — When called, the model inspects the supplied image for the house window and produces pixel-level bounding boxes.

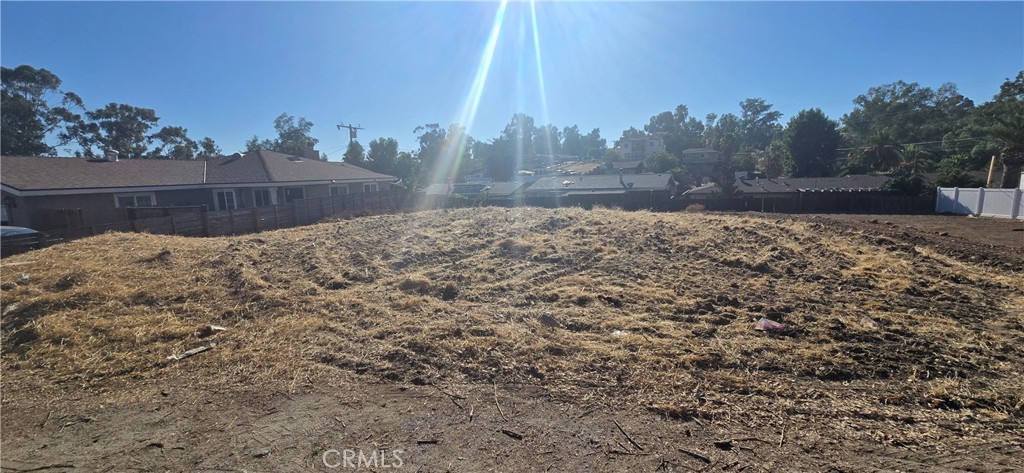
[330,185,348,196]
[363,183,378,193]
[114,192,156,208]
[284,187,305,203]
[253,189,275,207]
[214,189,237,211]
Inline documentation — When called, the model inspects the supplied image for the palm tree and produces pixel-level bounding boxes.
[863,129,900,172]
[895,144,930,174]
[991,110,1024,188]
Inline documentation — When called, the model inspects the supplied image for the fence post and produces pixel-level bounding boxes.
[1011,189,1022,220]
[228,208,235,234]
[201,210,210,236]
[293,200,300,226]
[252,207,261,232]
[169,215,178,235]
[975,188,986,216]
[273,205,280,229]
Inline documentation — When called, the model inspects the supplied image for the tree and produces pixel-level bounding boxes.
[753,142,787,179]
[714,155,739,198]
[246,113,320,158]
[561,125,584,158]
[477,137,516,181]
[602,147,624,164]
[614,127,646,147]
[894,144,933,174]
[534,124,561,155]
[273,113,318,156]
[941,72,1022,169]
[502,113,536,157]
[1,65,83,156]
[644,151,679,174]
[414,123,446,183]
[850,128,900,173]
[935,155,983,188]
[391,151,419,185]
[64,103,159,159]
[783,108,841,177]
[343,141,366,167]
[841,80,974,164]
[197,137,222,159]
[882,168,926,196]
[990,108,1024,188]
[366,137,399,174]
[582,128,607,160]
[413,123,474,184]
[149,126,198,160]
[644,104,704,158]
[703,113,742,158]
[739,98,783,151]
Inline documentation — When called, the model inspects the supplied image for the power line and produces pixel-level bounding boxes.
[835,137,985,152]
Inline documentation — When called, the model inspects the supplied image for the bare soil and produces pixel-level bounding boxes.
[794,213,1024,269]
[2,208,1022,472]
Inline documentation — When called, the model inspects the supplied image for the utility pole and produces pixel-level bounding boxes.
[337,122,364,145]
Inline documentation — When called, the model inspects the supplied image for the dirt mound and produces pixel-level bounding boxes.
[2,207,1022,462]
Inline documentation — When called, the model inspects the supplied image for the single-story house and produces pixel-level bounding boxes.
[681,174,893,200]
[0,150,396,230]
[420,181,529,207]
[525,173,676,208]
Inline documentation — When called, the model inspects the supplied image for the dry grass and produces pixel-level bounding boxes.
[2,207,1022,447]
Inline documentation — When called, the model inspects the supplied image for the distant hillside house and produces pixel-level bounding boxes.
[617,135,665,161]
[0,150,396,230]
[679,148,722,185]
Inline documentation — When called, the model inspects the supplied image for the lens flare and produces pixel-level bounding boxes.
[530,0,552,157]
[428,0,509,188]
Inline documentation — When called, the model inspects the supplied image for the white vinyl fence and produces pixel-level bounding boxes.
[935,187,1024,220]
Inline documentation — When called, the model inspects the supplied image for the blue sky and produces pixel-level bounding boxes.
[2,1,1022,159]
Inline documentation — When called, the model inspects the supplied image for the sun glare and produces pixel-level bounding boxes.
[428,0,510,189]
[529,0,552,157]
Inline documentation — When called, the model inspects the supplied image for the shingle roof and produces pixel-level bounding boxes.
[205,152,270,184]
[1,151,395,192]
[0,155,206,191]
[484,181,529,196]
[684,174,892,196]
[679,148,721,165]
[610,160,643,170]
[255,150,393,182]
[422,181,528,197]
[527,174,673,193]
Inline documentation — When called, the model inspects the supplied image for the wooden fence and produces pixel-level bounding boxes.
[42,191,400,244]
[657,193,937,214]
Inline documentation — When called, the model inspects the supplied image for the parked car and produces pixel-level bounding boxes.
[1,226,44,257]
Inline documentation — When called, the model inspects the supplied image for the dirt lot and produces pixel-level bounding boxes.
[798,213,1024,269]
[2,208,1022,471]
